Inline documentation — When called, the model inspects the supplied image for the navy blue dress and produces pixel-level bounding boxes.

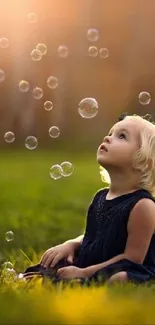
[76,188,155,284]
[24,188,155,285]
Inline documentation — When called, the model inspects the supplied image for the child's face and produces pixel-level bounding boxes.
[97,119,142,171]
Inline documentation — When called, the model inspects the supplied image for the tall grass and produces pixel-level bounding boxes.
[0,149,155,325]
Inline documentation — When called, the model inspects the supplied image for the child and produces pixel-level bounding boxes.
[22,113,155,285]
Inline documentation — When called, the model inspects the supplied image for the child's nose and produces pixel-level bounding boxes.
[103,135,111,143]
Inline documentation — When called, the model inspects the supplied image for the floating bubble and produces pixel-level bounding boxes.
[31,49,42,61]
[44,101,53,111]
[32,87,43,99]
[138,92,151,105]
[25,136,38,150]
[0,37,9,48]
[36,43,47,56]
[5,230,14,242]
[4,131,15,143]
[18,80,29,92]
[88,46,98,57]
[49,164,63,180]
[87,28,99,42]
[57,45,69,58]
[78,98,98,118]
[27,12,38,24]
[2,268,17,281]
[60,161,74,177]
[3,261,13,269]
[99,48,109,59]
[47,76,58,89]
[49,126,60,138]
[0,69,5,83]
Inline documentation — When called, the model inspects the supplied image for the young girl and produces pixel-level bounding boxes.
[23,113,155,286]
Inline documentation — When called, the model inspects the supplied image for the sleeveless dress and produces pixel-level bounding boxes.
[24,188,155,285]
[75,188,155,284]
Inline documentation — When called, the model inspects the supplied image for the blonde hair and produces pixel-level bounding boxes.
[100,114,155,197]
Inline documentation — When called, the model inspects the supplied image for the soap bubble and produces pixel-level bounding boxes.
[99,48,109,59]
[87,28,99,42]
[31,49,42,61]
[28,12,38,24]
[18,80,29,92]
[44,101,53,111]
[0,69,5,83]
[36,43,47,56]
[138,92,151,105]
[88,46,98,57]
[0,37,9,48]
[2,268,17,282]
[3,261,13,269]
[60,161,74,177]
[5,231,14,242]
[47,76,58,89]
[49,126,60,138]
[57,45,69,58]
[4,131,15,143]
[78,98,98,118]
[50,164,63,180]
[32,87,43,99]
[25,136,38,150]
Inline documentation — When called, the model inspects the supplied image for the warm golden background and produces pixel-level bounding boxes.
[0,0,155,148]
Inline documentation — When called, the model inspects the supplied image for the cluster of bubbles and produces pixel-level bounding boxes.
[4,126,60,148]
[87,29,109,59]
[50,161,74,180]
[31,43,47,62]
[2,261,17,282]
[4,132,38,150]
[1,233,17,281]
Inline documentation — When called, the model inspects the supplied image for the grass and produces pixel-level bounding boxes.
[1,149,155,324]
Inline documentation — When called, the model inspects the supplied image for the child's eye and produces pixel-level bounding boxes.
[119,133,126,139]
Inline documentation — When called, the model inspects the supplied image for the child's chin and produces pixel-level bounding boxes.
[97,155,107,165]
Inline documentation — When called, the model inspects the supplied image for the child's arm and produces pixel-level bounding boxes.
[64,234,84,251]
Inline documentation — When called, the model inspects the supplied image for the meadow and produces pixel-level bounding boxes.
[1,149,155,325]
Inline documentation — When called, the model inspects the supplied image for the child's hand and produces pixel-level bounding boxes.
[56,266,87,279]
[40,242,75,268]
